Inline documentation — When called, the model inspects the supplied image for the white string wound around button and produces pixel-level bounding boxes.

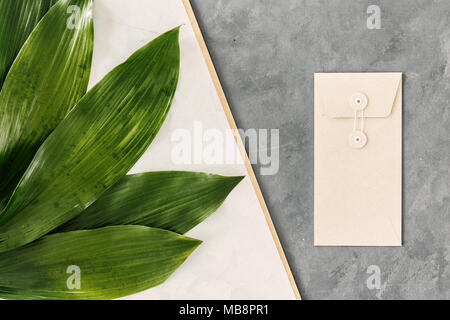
[348,93,368,149]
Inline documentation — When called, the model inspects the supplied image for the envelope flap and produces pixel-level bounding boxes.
[316,73,402,118]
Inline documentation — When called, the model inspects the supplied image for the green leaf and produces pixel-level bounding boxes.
[58,171,244,234]
[0,0,56,88]
[0,226,201,300]
[0,27,180,253]
[0,0,94,209]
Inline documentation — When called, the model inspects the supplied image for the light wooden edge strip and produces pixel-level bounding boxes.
[182,0,301,300]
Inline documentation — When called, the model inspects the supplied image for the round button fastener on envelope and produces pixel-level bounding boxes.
[348,131,367,149]
[349,93,368,111]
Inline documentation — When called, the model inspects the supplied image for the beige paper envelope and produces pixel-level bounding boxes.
[314,73,402,246]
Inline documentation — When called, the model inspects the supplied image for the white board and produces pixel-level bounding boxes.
[90,0,298,300]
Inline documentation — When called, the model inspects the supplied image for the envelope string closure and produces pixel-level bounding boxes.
[353,109,365,132]
[348,93,368,149]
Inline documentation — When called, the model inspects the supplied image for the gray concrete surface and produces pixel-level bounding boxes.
[189,0,450,299]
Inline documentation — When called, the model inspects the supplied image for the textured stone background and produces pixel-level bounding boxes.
[189,0,450,299]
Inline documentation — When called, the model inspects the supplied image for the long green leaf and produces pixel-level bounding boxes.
[58,171,244,234]
[0,27,180,253]
[0,0,56,88]
[0,0,94,209]
[0,226,201,300]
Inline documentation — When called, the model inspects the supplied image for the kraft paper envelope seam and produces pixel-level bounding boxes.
[314,73,402,246]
